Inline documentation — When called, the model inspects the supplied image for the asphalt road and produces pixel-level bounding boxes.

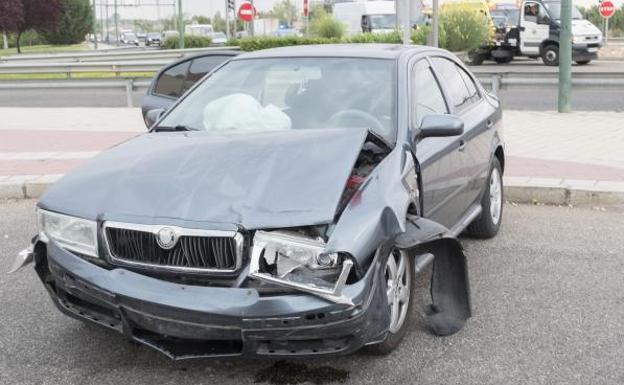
[1,200,623,385]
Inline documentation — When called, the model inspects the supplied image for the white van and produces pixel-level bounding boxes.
[333,1,397,36]
[185,24,214,37]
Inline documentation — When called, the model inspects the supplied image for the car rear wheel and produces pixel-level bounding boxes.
[468,158,503,239]
[366,249,415,355]
[575,60,591,65]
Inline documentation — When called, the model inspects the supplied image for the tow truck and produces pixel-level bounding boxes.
[462,0,603,66]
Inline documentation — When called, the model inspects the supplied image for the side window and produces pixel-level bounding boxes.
[153,61,191,98]
[457,66,480,104]
[524,2,538,23]
[412,59,448,127]
[431,57,473,111]
[182,55,231,93]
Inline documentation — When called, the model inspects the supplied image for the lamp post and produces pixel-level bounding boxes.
[178,0,184,48]
[558,0,572,112]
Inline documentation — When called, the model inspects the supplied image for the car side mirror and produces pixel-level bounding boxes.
[415,114,464,141]
[144,108,165,128]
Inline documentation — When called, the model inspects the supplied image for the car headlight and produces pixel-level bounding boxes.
[38,209,98,258]
[249,230,354,305]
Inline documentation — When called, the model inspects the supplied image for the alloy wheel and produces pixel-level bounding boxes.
[385,250,411,333]
[490,167,503,225]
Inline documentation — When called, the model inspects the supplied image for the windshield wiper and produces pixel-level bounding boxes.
[151,125,196,132]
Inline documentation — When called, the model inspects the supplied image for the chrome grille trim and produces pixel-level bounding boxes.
[102,221,243,273]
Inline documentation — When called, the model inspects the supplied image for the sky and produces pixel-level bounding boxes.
[102,0,621,21]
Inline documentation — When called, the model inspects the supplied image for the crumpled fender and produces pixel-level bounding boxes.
[395,217,471,336]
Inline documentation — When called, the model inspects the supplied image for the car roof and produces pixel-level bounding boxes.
[234,44,445,60]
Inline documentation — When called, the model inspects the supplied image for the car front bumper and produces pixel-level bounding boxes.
[572,43,601,61]
[32,240,390,359]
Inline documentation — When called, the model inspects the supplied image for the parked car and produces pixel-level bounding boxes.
[13,44,504,360]
[141,51,238,126]
[211,32,228,45]
[145,32,162,46]
[137,32,147,43]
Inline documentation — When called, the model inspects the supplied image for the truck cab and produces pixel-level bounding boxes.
[469,0,602,66]
[517,0,602,65]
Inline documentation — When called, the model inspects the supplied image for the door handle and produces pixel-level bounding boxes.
[458,140,466,152]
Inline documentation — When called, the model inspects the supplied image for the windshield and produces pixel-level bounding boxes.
[543,2,582,20]
[147,33,160,38]
[491,9,520,26]
[158,57,396,141]
[369,14,396,29]
[125,33,137,40]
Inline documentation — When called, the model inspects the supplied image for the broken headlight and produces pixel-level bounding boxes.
[249,230,354,305]
[38,209,98,258]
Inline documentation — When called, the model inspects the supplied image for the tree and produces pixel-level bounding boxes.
[0,0,24,33]
[270,0,298,26]
[212,12,226,32]
[191,15,211,24]
[15,0,63,53]
[43,0,93,45]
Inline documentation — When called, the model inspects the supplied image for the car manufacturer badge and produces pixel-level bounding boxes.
[156,227,177,249]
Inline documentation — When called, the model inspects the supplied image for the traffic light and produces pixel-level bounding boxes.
[227,0,235,11]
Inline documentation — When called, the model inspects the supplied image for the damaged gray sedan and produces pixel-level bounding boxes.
[13,44,505,359]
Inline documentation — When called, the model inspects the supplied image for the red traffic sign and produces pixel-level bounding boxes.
[303,0,309,17]
[599,1,615,18]
[237,2,256,22]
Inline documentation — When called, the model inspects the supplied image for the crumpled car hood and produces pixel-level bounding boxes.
[39,128,368,229]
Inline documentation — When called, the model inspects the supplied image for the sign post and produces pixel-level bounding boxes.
[303,0,309,35]
[599,0,615,46]
[238,2,256,35]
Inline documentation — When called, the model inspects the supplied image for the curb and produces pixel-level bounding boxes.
[2,175,624,207]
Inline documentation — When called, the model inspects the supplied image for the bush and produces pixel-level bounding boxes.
[439,5,490,52]
[344,31,402,44]
[310,14,345,39]
[234,36,339,51]
[163,35,212,49]
[410,25,447,48]
[6,30,47,48]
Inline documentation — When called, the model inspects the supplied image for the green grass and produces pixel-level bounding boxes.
[0,43,88,57]
[0,71,155,80]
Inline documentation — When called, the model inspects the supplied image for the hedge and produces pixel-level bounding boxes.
[163,35,213,49]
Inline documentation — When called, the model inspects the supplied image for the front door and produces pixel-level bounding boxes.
[520,1,550,55]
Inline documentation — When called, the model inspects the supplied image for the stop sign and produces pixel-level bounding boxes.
[599,1,615,18]
[237,2,256,22]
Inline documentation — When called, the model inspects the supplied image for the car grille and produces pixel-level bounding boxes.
[104,224,242,272]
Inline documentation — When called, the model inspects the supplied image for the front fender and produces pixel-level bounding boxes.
[395,217,472,336]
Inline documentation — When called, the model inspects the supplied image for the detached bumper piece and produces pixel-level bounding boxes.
[35,242,388,360]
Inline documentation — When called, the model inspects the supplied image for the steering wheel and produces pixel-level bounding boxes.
[326,109,385,134]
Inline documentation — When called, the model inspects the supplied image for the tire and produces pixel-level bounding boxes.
[494,57,512,64]
[575,60,591,65]
[541,44,559,66]
[468,158,503,239]
[467,51,485,66]
[365,249,415,355]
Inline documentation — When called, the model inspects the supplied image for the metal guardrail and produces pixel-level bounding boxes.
[0,46,239,64]
[475,72,624,95]
[0,61,169,77]
[0,70,622,107]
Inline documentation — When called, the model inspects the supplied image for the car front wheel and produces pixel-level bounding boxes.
[366,249,415,355]
[468,158,503,238]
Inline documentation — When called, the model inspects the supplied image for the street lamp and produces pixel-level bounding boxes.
[178,0,184,48]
